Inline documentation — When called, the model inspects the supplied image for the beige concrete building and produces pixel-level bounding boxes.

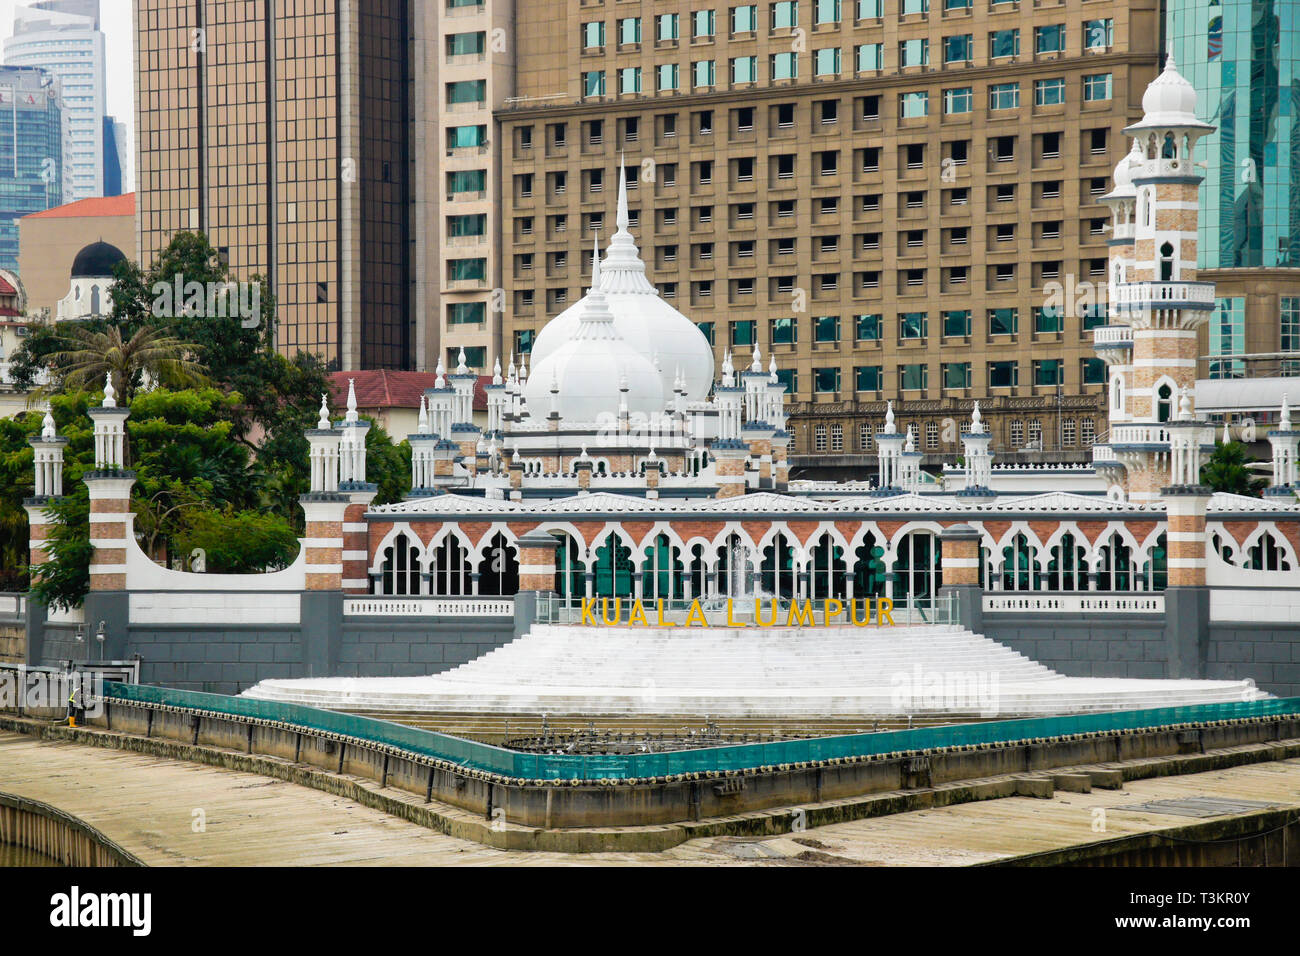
[17,193,135,322]
[496,0,1164,467]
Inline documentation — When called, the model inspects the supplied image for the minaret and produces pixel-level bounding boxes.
[958,402,995,501]
[898,426,923,492]
[484,355,507,437]
[741,346,775,488]
[1267,394,1300,498]
[1106,50,1217,503]
[875,401,905,495]
[711,349,749,498]
[336,379,377,595]
[449,346,482,461]
[767,355,791,492]
[26,408,68,640]
[407,395,439,498]
[85,374,134,596]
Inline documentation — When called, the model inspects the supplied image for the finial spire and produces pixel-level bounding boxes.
[317,392,331,429]
[971,401,984,434]
[1281,393,1292,432]
[41,407,56,440]
[102,372,116,408]
[456,346,468,375]
[884,400,896,433]
[904,425,915,454]
[345,378,359,423]
[751,345,761,373]
[492,355,503,385]
[591,235,602,291]
[769,354,778,382]
[417,394,429,432]
[616,153,630,234]
[435,355,446,389]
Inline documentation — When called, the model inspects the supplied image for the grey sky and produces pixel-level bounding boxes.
[0,0,134,191]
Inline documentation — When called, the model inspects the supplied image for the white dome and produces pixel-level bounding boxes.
[1137,50,1202,127]
[528,164,715,402]
[1102,138,1142,201]
[525,253,665,423]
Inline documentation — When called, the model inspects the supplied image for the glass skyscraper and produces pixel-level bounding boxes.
[1169,0,1298,270]
[0,65,64,272]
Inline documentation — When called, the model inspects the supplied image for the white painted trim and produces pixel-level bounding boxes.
[344,522,368,533]
[342,550,369,561]
[301,538,342,549]
[1167,558,1206,568]
[305,564,343,575]
[941,558,980,568]
[89,564,128,575]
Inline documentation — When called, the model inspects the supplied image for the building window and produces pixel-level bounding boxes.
[771,52,799,80]
[857,43,883,71]
[855,313,882,341]
[1209,297,1246,378]
[731,56,758,83]
[899,38,929,68]
[772,0,799,30]
[697,321,715,344]
[899,312,927,339]
[1034,78,1065,106]
[1062,419,1076,447]
[732,320,757,346]
[657,13,679,41]
[694,9,716,37]
[448,302,486,325]
[814,316,840,343]
[732,4,758,33]
[1083,19,1113,50]
[1033,359,1063,387]
[988,308,1018,336]
[900,363,928,391]
[447,79,486,105]
[816,0,841,24]
[814,425,828,452]
[1035,306,1063,334]
[989,361,1018,388]
[1009,420,1024,446]
[859,421,874,450]
[1083,73,1112,101]
[658,63,679,91]
[944,34,972,64]
[942,310,971,337]
[901,0,928,13]
[943,87,972,115]
[694,60,716,87]
[900,91,929,118]
[771,316,798,344]
[1082,357,1106,385]
[583,71,606,96]
[814,367,841,393]
[1081,419,1095,446]
[942,362,971,390]
[619,17,642,44]
[989,29,1019,58]
[856,365,882,391]
[989,83,1020,111]
[776,369,797,394]
[815,47,841,76]
[925,421,939,450]
[583,21,606,49]
[1035,24,1065,54]
[858,0,882,16]
[1282,297,1300,357]
[619,67,642,94]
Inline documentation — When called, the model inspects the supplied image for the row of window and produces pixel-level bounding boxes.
[723,358,1101,394]
[810,416,1097,452]
[579,4,1113,41]
[693,309,1108,346]
[584,61,1112,102]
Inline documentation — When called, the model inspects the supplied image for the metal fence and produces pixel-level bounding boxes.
[96,681,1300,782]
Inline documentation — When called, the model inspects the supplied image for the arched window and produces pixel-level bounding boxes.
[808,533,847,600]
[592,533,634,597]
[476,531,519,596]
[1246,532,1292,571]
[687,543,710,599]
[641,533,684,601]
[714,532,752,599]
[431,533,470,595]
[1001,532,1041,591]
[553,533,587,604]
[760,531,798,599]
[851,534,888,600]
[1157,383,1173,423]
[1144,188,1153,226]
[1143,533,1168,591]
[90,285,101,315]
[1046,533,1087,591]
[1211,532,1235,564]
[892,531,942,609]
[377,532,421,595]
[1112,375,1125,412]
[1097,533,1134,591]
[1159,241,1175,281]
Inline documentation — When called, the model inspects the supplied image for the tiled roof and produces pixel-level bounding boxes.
[328,370,492,412]
[23,193,135,220]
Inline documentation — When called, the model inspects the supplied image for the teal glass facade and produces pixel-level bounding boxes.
[0,66,63,272]
[1169,0,1299,268]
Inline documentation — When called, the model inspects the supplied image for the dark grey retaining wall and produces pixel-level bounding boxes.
[337,617,518,679]
[1205,624,1300,699]
[982,615,1170,680]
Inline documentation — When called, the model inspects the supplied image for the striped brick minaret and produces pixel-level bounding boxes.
[336,379,377,594]
[85,376,134,594]
[939,524,983,632]
[25,409,67,590]
[1106,51,1217,504]
[517,531,558,594]
[302,393,348,593]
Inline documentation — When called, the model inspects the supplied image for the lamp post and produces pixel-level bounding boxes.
[95,620,106,662]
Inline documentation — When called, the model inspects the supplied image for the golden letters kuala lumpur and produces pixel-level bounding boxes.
[578,598,897,627]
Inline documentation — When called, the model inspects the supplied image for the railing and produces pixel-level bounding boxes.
[93,682,1300,781]
[983,592,1165,614]
[1110,423,1171,445]
[1112,281,1216,310]
[1092,325,1133,347]
[343,598,514,617]
[534,592,959,627]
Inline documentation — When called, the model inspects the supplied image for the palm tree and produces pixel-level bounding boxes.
[1200,441,1266,497]
[38,323,207,404]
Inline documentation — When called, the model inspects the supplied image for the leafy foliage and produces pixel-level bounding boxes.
[174,509,301,574]
[1199,441,1267,497]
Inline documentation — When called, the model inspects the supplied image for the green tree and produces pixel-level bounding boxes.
[365,423,413,507]
[40,322,207,404]
[1200,441,1266,497]
[174,508,301,574]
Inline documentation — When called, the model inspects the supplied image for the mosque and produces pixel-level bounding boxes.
[22,55,1300,720]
